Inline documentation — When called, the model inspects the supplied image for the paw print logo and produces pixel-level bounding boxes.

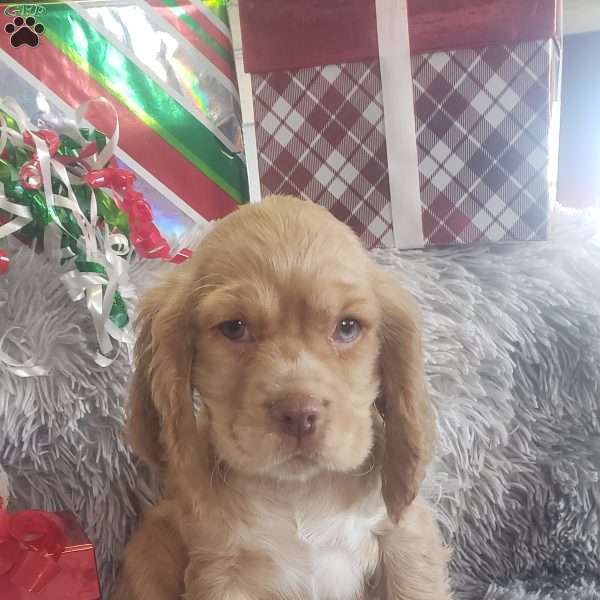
[4,16,44,48]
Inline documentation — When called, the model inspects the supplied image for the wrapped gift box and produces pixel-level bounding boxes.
[0,508,100,600]
[239,0,562,249]
[0,0,249,241]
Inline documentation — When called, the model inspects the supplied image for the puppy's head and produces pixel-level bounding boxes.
[129,196,433,521]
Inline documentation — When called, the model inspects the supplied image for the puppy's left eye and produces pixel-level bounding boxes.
[218,320,252,342]
[332,318,361,344]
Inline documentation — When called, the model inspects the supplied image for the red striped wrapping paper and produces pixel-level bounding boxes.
[0,0,249,240]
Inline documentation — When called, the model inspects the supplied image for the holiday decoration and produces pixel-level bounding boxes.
[239,0,562,249]
[0,96,192,364]
[0,0,248,241]
[0,504,101,600]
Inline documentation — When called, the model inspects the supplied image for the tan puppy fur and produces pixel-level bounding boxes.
[113,196,451,600]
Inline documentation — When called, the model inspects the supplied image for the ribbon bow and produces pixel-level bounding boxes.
[0,504,66,599]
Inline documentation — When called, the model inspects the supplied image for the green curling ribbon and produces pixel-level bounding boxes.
[74,258,106,275]
[54,206,82,254]
[2,182,53,240]
[57,135,82,159]
[95,131,108,154]
[72,184,92,221]
[7,146,30,170]
[95,189,129,234]
[0,109,18,131]
[110,291,129,328]
[56,129,108,159]
[0,159,15,181]
[51,179,68,197]
[78,128,108,154]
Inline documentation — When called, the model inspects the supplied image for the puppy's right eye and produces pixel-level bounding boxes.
[218,320,251,342]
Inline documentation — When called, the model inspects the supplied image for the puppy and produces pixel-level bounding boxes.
[113,195,450,600]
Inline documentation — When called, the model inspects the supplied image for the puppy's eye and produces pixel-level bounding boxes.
[218,320,251,342]
[332,318,361,344]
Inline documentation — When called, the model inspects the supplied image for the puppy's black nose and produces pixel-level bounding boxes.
[269,397,321,438]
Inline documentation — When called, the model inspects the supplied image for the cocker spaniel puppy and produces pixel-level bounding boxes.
[114,195,450,600]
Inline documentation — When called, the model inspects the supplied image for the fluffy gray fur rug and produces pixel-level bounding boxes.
[1,207,599,599]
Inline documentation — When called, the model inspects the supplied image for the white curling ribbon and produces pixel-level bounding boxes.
[61,269,114,357]
[90,188,98,231]
[108,232,130,256]
[101,230,129,326]
[31,130,54,211]
[61,271,109,302]
[74,97,120,170]
[51,159,98,259]
[60,228,133,365]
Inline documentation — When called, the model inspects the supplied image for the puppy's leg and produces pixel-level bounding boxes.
[111,504,187,600]
[378,497,451,600]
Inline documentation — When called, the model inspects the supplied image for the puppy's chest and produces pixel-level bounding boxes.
[240,497,385,600]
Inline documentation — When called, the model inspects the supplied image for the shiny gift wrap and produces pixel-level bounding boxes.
[0,0,248,241]
[0,506,101,600]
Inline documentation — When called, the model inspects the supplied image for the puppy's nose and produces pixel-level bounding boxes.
[269,397,321,438]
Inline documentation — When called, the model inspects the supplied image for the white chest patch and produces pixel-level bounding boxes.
[239,492,386,600]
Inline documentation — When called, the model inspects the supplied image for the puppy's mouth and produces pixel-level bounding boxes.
[287,450,319,465]
[270,449,323,480]
[278,432,323,460]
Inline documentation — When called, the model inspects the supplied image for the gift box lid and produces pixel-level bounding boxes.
[239,0,561,73]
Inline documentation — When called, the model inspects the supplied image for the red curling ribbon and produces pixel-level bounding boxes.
[169,247,193,264]
[77,142,100,161]
[0,506,67,598]
[19,161,42,190]
[84,166,193,264]
[111,169,135,193]
[84,168,112,188]
[129,199,153,222]
[0,250,9,274]
[22,130,60,158]
[84,167,135,192]
[130,225,171,259]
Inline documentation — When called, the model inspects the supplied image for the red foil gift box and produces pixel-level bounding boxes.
[239,0,562,249]
[0,506,101,600]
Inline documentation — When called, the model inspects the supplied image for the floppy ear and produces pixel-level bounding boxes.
[128,271,202,481]
[374,268,435,523]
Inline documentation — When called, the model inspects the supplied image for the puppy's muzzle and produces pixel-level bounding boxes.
[268,394,323,440]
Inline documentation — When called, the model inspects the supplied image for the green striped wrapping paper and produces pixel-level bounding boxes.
[0,0,249,236]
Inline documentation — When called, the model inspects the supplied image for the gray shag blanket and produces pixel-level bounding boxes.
[1,207,599,599]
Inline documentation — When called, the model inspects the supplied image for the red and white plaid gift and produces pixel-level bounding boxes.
[239,0,562,249]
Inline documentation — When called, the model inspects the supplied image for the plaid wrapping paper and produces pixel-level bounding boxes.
[414,39,559,245]
[252,62,395,249]
[252,35,559,248]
